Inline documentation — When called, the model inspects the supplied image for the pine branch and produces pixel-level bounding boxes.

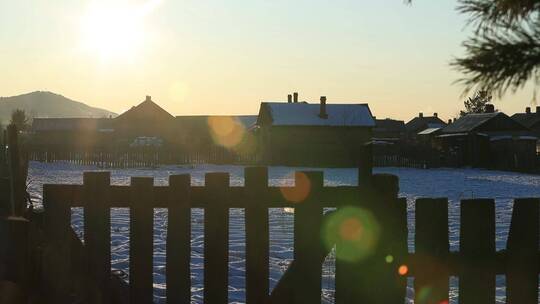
[452,18,540,95]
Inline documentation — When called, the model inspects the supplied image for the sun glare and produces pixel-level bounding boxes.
[80,1,160,61]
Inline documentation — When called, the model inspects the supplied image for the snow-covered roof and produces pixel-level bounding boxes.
[262,102,375,127]
[418,127,441,135]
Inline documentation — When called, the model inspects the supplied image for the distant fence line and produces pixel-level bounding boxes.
[373,155,429,169]
[28,147,260,167]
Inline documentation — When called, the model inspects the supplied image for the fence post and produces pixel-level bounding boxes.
[335,174,406,304]
[42,185,72,303]
[2,216,29,294]
[358,142,373,187]
[506,198,539,304]
[244,167,269,304]
[293,171,323,304]
[166,174,191,303]
[7,125,25,216]
[0,178,10,216]
[204,173,230,304]
[129,177,154,304]
[414,198,449,304]
[83,172,111,303]
[460,199,495,304]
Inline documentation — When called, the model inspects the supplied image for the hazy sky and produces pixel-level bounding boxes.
[0,0,536,120]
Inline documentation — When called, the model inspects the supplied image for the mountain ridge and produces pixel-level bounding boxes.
[0,91,117,123]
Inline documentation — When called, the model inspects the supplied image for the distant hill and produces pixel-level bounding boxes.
[0,91,117,124]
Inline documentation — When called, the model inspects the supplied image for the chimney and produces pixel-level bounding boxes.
[485,104,495,113]
[419,112,423,118]
[145,95,152,102]
[453,118,456,123]
[434,112,438,117]
[319,96,328,119]
[537,106,540,114]
[448,119,452,124]
[526,107,531,114]
[287,94,292,103]
[293,92,298,103]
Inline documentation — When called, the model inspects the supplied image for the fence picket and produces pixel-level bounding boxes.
[83,172,111,303]
[293,171,324,304]
[415,198,449,304]
[245,167,270,304]
[506,198,540,304]
[166,174,191,303]
[129,177,154,304]
[204,173,230,304]
[460,199,495,304]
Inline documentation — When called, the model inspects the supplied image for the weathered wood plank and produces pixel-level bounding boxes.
[506,198,539,304]
[166,174,191,304]
[244,167,269,304]
[414,198,449,304]
[7,125,25,216]
[43,184,72,304]
[129,177,154,304]
[335,174,405,304]
[83,171,112,303]
[460,199,495,304]
[204,173,229,304]
[293,171,323,304]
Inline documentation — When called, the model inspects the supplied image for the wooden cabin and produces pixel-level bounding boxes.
[373,118,405,143]
[438,109,536,170]
[30,96,259,163]
[31,118,114,149]
[512,106,540,153]
[256,96,375,167]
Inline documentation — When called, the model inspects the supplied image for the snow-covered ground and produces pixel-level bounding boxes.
[27,162,540,303]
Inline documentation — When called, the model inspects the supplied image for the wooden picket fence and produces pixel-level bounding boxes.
[41,168,540,304]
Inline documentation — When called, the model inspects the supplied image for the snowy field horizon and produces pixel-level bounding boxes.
[27,161,540,303]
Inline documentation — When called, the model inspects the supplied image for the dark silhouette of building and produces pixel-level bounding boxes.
[373,118,405,143]
[405,112,447,141]
[512,106,540,153]
[31,96,257,153]
[256,95,375,167]
[438,110,536,170]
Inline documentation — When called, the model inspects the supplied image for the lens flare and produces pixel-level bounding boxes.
[398,265,408,276]
[385,255,394,264]
[280,172,311,203]
[207,116,246,148]
[322,207,380,262]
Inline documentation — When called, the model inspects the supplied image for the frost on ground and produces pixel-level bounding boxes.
[27,161,540,304]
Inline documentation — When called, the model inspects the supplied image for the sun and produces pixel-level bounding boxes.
[80,1,159,62]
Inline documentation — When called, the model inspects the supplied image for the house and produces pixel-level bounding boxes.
[417,127,443,148]
[373,118,405,142]
[112,96,177,146]
[512,106,540,153]
[405,112,447,141]
[438,107,536,170]
[31,117,113,149]
[256,96,375,167]
[31,96,258,153]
